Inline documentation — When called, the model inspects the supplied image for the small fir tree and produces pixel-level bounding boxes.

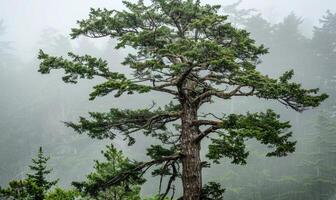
[0,147,57,200]
[26,147,58,200]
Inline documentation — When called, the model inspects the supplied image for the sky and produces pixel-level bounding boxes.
[0,0,335,60]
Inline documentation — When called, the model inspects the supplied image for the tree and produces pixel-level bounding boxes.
[0,179,33,199]
[294,110,336,200]
[311,10,336,90]
[73,145,143,200]
[26,147,58,200]
[244,14,273,46]
[269,13,311,77]
[0,147,57,200]
[222,0,256,27]
[37,0,327,199]
[38,28,73,57]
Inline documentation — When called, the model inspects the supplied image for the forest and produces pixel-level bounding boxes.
[0,0,335,199]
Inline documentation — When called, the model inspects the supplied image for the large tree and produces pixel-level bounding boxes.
[38,0,327,199]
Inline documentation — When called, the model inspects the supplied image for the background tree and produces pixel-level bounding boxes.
[0,147,57,200]
[244,14,273,46]
[38,0,327,199]
[38,28,73,57]
[311,10,336,91]
[222,0,256,27]
[269,13,311,78]
[26,147,58,200]
[299,110,336,200]
[285,11,336,200]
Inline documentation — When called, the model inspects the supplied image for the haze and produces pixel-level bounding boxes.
[0,0,336,199]
[0,0,335,60]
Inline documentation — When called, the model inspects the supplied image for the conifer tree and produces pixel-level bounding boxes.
[26,147,58,200]
[0,147,57,200]
[38,0,327,199]
[305,111,336,199]
[73,145,143,199]
[312,10,336,88]
[0,179,33,199]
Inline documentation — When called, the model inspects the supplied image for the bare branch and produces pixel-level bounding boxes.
[194,125,222,143]
[192,120,222,127]
[149,84,179,96]
[160,163,178,200]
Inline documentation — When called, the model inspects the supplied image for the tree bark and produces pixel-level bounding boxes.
[181,101,202,200]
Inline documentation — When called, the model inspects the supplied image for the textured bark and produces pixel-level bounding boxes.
[181,101,202,200]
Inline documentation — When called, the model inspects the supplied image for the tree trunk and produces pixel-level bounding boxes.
[181,102,202,200]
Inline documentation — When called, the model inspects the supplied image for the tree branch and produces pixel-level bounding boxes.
[105,155,181,188]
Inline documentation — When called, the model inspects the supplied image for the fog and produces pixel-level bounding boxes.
[0,0,336,199]
[1,0,335,60]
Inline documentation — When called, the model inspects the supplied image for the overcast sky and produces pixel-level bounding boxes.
[0,0,335,60]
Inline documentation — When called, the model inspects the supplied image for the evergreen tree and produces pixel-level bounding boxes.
[293,110,336,200]
[244,14,273,46]
[38,28,73,57]
[0,179,33,199]
[291,11,336,199]
[26,147,58,200]
[73,145,143,200]
[270,13,311,77]
[0,147,57,200]
[222,0,256,27]
[311,10,336,90]
[38,0,327,199]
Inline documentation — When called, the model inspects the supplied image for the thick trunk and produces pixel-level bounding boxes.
[181,102,202,200]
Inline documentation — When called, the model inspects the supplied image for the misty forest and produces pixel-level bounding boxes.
[1,0,336,199]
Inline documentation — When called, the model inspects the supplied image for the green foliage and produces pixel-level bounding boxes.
[0,179,34,200]
[207,110,294,165]
[65,102,181,145]
[147,145,176,160]
[46,188,79,200]
[73,144,143,199]
[201,182,225,200]
[0,147,57,200]
[26,147,58,200]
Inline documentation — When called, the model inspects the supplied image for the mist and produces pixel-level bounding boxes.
[1,0,335,60]
[0,0,335,199]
